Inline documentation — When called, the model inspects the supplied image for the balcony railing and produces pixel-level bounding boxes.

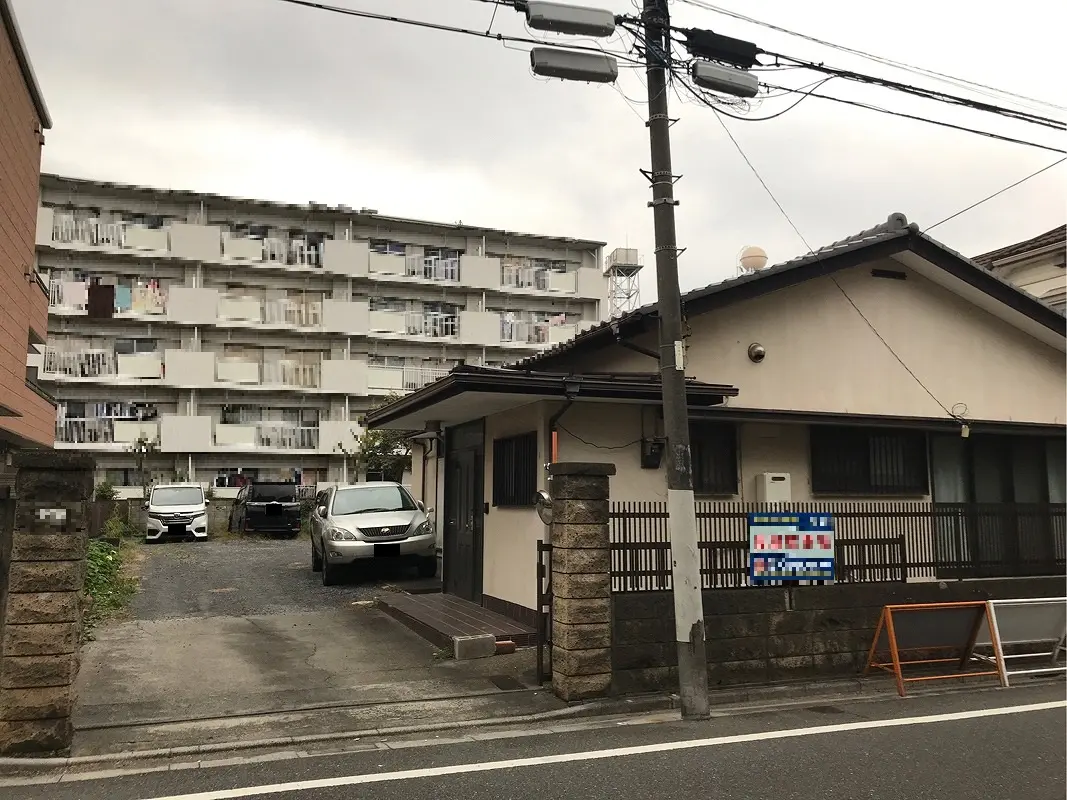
[257,423,319,450]
[262,360,321,388]
[501,265,549,290]
[406,255,460,283]
[52,214,124,247]
[404,365,451,390]
[263,299,323,327]
[500,319,549,345]
[56,418,114,444]
[42,348,117,378]
[406,311,458,338]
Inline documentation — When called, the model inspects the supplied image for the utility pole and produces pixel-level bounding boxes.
[518,0,759,720]
[640,0,709,720]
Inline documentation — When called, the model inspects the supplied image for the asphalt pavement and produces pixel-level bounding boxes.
[6,682,1064,800]
[72,537,552,756]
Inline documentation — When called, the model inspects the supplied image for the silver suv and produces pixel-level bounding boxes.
[310,482,436,586]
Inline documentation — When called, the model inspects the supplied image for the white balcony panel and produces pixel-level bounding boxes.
[113,420,160,444]
[319,420,362,455]
[548,270,578,294]
[169,223,222,261]
[321,358,368,395]
[214,423,257,447]
[367,366,404,392]
[548,324,578,345]
[218,296,263,322]
[223,236,264,261]
[323,239,370,277]
[460,255,501,290]
[576,265,605,299]
[459,311,501,346]
[217,359,261,384]
[164,349,216,386]
[159,415,213,453]
[36,206,54,246]
[368,309,406,334]
[167,287,219,325]
[116,353,163,379]
[369,252,406,276]
[322,299,369,335]
[124,226,169,252]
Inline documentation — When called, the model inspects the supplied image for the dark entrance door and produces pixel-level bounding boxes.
[443,420,485,601]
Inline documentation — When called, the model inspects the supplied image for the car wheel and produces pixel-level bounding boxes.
[321,553,339,586]
[417,556,438,579]
[311,539,323,572]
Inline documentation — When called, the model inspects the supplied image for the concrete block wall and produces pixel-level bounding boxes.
[611,576,1065,694]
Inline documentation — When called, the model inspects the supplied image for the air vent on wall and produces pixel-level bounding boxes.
[871,268,907,281]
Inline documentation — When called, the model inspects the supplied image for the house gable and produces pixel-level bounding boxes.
[544,257,1066,425]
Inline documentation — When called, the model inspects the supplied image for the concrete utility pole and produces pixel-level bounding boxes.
[640,0,709,720]
[520,0,759,721]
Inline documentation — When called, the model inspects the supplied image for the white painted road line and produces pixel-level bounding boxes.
[142,700,1067,800]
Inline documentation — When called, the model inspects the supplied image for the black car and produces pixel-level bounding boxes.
[229,482,302,537]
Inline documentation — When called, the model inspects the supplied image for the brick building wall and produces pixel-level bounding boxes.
[0,3,53,449]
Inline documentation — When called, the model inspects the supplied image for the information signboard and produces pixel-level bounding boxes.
[748,512,834,583]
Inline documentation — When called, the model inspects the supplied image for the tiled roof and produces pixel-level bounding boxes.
[972,225,1066,269]
[511,212,1066,370]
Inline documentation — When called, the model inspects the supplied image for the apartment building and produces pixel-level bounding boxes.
[32,174,609,496]
[0,0,53,462]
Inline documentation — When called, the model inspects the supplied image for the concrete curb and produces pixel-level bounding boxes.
[0,692,674,768]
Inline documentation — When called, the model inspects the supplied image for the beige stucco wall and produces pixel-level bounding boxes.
[481,401,548,611]
[550,261,1066,425]
[555,409,930,504]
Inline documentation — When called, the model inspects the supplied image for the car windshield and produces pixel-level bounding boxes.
[331,485,416,516]
[151,487,204,507]
[249,483,297,501]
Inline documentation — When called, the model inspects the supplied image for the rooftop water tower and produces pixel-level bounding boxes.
[604,247,643,318]
[737,245,769,275]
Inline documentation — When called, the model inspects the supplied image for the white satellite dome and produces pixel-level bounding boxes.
[738,245,769,272]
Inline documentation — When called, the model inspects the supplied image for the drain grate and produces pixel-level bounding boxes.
[488,675,526,691]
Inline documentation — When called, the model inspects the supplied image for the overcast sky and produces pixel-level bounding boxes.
[13,0,1066,300]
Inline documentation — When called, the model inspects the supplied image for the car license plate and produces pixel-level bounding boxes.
[374,543,401,558]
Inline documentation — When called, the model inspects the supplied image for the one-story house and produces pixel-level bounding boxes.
[366,213,1067,626]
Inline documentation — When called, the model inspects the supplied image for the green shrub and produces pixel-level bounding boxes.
[94,481,118,501]
[83,539,137,640]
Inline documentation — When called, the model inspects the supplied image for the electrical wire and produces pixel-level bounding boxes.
[678,73,963,421]
[271,0,645,64]
[672,0,1067,115]
[757,53,1065,131]
[924,157,1067,233]
[760,83,1066,155]
[557,424,642,450]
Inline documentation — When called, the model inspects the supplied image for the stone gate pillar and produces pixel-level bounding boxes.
[548,462,615,701]
[0,451,94,755]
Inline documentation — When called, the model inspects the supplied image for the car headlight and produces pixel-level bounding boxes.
[326,527,358,541]
[414,520,434,536]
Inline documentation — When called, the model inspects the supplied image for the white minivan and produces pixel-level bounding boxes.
[144,483,209,542]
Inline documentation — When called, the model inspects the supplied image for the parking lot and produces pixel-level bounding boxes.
[72,537,547,755]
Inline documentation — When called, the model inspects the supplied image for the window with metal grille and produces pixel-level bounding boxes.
[492,431,538,507]
[690,421,738,494]
[810,426,928,494]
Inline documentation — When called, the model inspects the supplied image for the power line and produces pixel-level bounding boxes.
[757,53,1065,131]
[673,0,1067,115]
[924,158,1067,233]
[760,83,1067,155]
[270,0,645,64]
[698,90,961,421]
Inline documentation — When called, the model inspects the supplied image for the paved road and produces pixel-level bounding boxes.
[72,538,544,756]
[4,683,1063,799]
[131,538,423,620]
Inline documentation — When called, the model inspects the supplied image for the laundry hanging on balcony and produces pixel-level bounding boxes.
[87,283,115,319]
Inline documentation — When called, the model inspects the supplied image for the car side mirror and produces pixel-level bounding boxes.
[142,501,149,510]
[416,501,426,512]
[316,506,327,519]
[204,498,211,505]
[426,507,435,516]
